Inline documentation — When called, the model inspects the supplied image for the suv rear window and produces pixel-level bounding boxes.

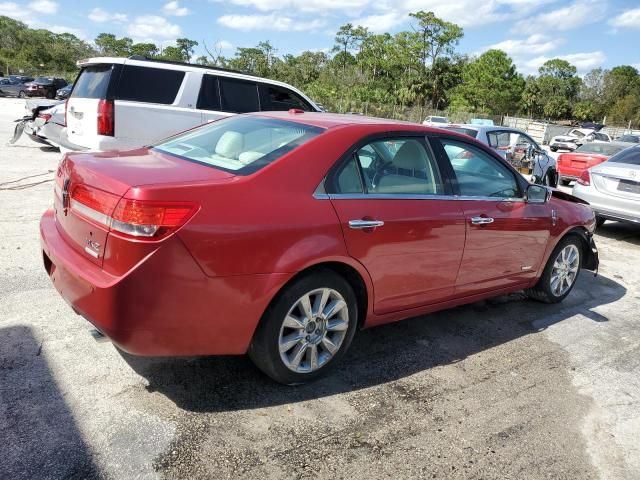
[154,116,323,175]
[261,84,311,111]
[72,65,113,99]
[219,78,260,113]
[115,66,184,104]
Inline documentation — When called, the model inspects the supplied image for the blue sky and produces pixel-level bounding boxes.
[2,0,639,75]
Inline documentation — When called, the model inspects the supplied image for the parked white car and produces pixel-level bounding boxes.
[422,115,449,127]
[443,124,558,186]
[549,128,612,152]
[61,56,321,152]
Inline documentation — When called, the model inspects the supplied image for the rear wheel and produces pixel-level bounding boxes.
[249,270,358,384]
[45,90,54,99]
[550,146,558,152]
[526,236,582,304]
[595,216,606,228]
[560,177,571,186]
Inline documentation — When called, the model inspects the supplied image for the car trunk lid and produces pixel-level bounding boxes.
[54,148,235,270]
[592,163,640,201]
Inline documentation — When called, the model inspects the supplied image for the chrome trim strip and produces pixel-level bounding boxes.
[324,193,526,202]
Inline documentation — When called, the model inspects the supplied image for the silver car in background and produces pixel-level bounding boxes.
[572,145,640,227]
[443,124,558,187]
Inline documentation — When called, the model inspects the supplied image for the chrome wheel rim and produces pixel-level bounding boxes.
[550,244,580,296]
[278,288,349,374]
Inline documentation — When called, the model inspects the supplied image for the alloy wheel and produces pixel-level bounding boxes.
[550,244,580,296]
[278,288,349,373]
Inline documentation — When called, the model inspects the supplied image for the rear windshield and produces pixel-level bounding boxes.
[618,135,639,143]
[33,77,53,84]
[575,143,627,156]
[71,65,112,99]
[154,116,324,175]
[444,127,478,138]
[428,116,448,123]
[607,146,640,165]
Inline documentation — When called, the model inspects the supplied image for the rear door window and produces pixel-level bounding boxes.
[260,84,311,111]
[219,77,260,113]
[71,65,113,99]
[115,65,184,104]
[197,74,221,111]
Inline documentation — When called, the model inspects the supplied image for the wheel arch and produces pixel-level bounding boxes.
[563,226,598,271]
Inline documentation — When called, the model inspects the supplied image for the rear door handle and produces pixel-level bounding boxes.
[349,219,384,229]
[470,216,494,225]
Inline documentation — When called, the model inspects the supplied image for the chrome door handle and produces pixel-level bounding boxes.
[349,219,384,229]
[470,216,494,225]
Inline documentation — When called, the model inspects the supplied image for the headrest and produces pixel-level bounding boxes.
[215,131,243,158]
[394,141,427,170]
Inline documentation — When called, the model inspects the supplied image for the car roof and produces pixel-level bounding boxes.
[251,111,439,131]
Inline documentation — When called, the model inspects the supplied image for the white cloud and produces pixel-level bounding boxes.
[212,0,371,14]
[88,7,128,23]
[127,15,182,42]
[513,0,607,34]
[163,1,190,17]
[49,24,86,39]
[484,34,563,56]
[353,12,404,33]
[521,51,606,75]
[214,40,234,50]
[28,0,57,14]
[609,8,640,28]
[0,2,25,19]
[218,13,326,31]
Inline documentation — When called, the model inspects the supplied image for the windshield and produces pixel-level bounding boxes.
[154,116,324,175]
[575,143,627,156]
[570,130,586,138]
[619,135,639,143]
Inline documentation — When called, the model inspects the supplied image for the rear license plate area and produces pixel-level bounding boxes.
[617,179,640,194]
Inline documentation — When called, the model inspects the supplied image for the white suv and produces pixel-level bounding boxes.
[61,56,320,152]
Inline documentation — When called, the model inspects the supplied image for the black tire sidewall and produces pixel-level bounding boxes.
[539,236,583,302]
[249,270,359,385]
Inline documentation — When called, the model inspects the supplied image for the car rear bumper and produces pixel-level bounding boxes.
[572,184,640,224]
[550,141,577,150]
[40,208,287,356]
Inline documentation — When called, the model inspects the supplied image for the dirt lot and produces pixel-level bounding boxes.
[1,97,639,480]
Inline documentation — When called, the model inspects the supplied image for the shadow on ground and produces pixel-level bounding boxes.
[120,271,626,414]
[0,326,101,480]
[596,221,640,246]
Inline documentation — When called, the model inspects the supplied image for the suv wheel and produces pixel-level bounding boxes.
[526,236,582,304]
[249,270,358,384]
[18,90,26,98]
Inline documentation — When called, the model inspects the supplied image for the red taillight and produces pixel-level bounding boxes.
[97,99,114,136]
[37,113,52,121]
[577,170,591,186]
[69,184,197,239]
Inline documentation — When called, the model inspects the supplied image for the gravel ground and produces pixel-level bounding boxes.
[1,97,639,480]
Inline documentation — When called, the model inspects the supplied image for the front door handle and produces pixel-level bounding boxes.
[349,219,384,229]
[470,216,494,225]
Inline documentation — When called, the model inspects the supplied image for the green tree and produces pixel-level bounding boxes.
[534,59,581,119]
[95,33,132,56]
[176,38,198,61]
[450,49,523,114]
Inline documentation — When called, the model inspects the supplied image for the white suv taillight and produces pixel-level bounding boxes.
[97,99,114,136]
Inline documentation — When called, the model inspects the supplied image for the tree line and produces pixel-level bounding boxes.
[1,13,638,127]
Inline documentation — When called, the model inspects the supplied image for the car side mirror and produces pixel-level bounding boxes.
[526,184,551,204]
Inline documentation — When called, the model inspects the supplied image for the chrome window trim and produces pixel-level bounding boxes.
[319,193,526,202]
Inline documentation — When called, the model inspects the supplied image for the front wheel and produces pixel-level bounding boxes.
[249,270,358,384]
[550,147,558,152]
[18,90,26,98]
[595,216,606,228]
[526,236,582,304]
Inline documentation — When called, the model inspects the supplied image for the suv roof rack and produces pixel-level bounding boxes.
[126,55,249,76]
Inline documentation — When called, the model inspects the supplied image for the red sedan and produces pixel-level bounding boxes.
[557,142,631,185]
[40,112,599,384]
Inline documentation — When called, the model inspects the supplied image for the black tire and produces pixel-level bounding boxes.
[249,270,359,385]
[542,170,557,187]
[595,216,606,228]
[45,90,54,99]
[526,235,582,304]
[560,177,571,186]
[550,147,558,152]
[18,90,26,98]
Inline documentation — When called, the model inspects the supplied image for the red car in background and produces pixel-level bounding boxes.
[558,142,632,185]
[40,112,599,384]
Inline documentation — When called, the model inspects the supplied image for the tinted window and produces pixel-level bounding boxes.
[72,65,113,99]
[197,74,221,111]
[575,143,627,156]
[608,146,640,165]
[334,138,444,195]
[262,84,311,111]
[34,77,53,85]
[154,116,323,175]
[593,132,608,141]
[618,135,639,143]
[219,78,259,113]
[440,139,520,198]
[115,66,184,104]
[444,127,478,138]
